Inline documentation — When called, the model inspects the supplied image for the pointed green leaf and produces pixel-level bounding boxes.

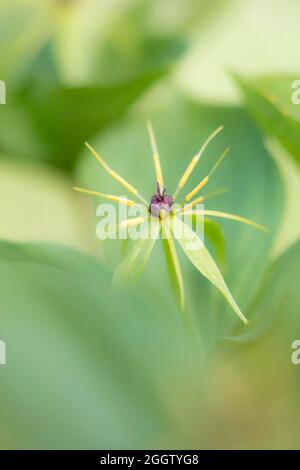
[113,217,160,287]
[162,219,185,311]
[189,215,226,268]
[171,216,248,324]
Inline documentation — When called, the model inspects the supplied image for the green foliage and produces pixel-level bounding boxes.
[0,241,197,449]
[225,239,300,344]
[171,216,248,323]
[0,0,299,451]
[0,1,186,172]
[236,75,300,166]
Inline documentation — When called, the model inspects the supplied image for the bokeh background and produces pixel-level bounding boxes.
[0,0,300,449]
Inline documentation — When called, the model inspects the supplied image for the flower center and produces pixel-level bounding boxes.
[149,183,173,218]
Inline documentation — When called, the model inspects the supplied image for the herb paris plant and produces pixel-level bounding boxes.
[74,123,268,324]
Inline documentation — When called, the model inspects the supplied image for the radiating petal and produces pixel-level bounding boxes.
[73,187,137,206]
[173,125,224,200]
[147,121,164,189]
[175,188,228,214]
[182,147,229,203]
[85,142,147,204]
[187,209,268,232]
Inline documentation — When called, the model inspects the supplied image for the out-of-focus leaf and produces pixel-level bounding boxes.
[0,42,59,163]
[55,0,188,84]
[0,1,51,85]
[0,0,187,172]
[177,1,300,103]
[93,33,186,84]
[144,0,232,35]
[0,67,171,171]
[212,241,300,450]
[25,31,186,171]
[223,239,300,344]
[0,240,199,449]
[171,216,248,324]
[236,74,300,166]
[0,158,91,248]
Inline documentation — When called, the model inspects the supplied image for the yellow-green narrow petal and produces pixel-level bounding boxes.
[147,121,164,189]
[188,210,269,232]
[85,142,147,204]
[173,126,224,200]
[73,187,137,206]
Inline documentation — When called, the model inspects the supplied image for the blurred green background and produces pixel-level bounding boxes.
[0,0,300,450]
